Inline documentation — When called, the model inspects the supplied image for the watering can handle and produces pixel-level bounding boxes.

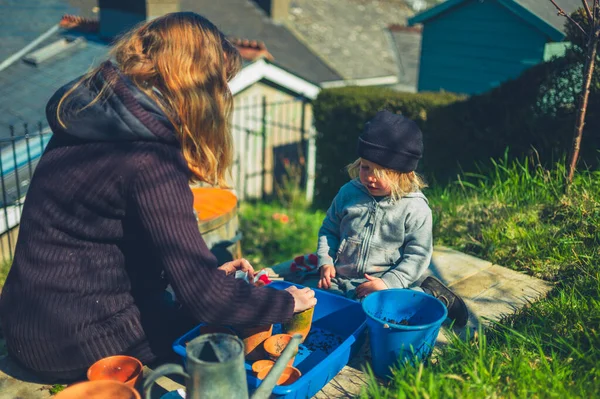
[251,333,303,399]
[143,363,188,399]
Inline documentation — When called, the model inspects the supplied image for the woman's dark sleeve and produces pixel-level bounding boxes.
[128,146,294,326]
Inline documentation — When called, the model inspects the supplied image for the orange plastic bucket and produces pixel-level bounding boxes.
[191,187,242,263]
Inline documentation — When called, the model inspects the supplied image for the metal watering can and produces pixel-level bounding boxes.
[143,333,302,399]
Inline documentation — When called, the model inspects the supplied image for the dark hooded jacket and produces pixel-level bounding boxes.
[0,61,294,378]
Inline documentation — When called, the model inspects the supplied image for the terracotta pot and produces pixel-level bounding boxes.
[263,334,297,367]
[237,324,273,361]
[87,355,143,389]
[55,380,140,399]
[256,365,301,386]
[283,306,314,342]
[251,359,275,376]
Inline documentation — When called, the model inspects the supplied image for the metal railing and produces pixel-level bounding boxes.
[0,123,53,259]
[0,97,315,260]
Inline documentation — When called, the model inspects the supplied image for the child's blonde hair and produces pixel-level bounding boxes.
[347,158,427,200]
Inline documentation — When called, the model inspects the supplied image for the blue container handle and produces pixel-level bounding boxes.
[362,289,447,331]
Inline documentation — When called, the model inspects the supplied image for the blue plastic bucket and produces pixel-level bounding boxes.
[362,289,447,378]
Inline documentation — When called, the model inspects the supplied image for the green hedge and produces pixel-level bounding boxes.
[423,55,585,181]
[312,87,463,208]
[313,54,600,208]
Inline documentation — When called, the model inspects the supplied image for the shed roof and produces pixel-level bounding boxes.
[409,0,581,41]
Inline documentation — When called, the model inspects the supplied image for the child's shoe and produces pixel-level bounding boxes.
[420,276,468,328]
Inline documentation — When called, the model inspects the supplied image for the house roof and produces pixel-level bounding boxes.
[387,25,422,93]
[0,24,320,136]
[286,0,414,82]
[5,0,342,84]
[0,30,108,129]
[409,0,581,41]
[0,0,90,61]
[179,0,342,84]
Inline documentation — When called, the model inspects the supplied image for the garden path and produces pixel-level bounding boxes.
[267,245,553,398]
[0,246,552,398]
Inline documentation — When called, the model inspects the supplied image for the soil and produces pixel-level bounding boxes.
[304,329,343,354]
[381,316,411,326]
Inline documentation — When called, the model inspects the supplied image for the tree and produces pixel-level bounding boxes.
[550,0,600,187]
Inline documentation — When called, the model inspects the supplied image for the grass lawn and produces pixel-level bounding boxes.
[360,159,600,398]
[238,200,326,270]
[239,158,600,397]
[1,156,597,397]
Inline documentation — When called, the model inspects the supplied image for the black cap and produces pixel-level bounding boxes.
[357,110,423,172]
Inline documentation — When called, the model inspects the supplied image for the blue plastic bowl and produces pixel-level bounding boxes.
[362,289,447,378]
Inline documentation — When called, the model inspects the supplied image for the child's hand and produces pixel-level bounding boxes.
[317,264,336,289]
[356,274,387,298]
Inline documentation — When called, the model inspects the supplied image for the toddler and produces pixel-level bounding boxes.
[317,110,468,327]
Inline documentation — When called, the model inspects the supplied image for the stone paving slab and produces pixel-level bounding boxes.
[421,245,494,287]
[0,355,52,399]
[0,246,553,399]
[270,245,553,397]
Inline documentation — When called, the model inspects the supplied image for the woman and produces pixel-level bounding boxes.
[0,12,316,381]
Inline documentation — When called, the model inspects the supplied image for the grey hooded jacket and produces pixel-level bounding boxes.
[317,179,433,289]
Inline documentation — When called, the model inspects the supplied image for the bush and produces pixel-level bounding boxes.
[312,87,463,208]
[313,53,600,206]
[363,159,600,397]
[423,55,592,183]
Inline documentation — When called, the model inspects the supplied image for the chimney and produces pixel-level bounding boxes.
[98,0,180,39]
[255,0,291,24]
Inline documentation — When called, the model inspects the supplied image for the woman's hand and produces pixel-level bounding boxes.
[355,274,387,299]
[317,264,336,289]
[219,258,255,281]
[285,286,317,313]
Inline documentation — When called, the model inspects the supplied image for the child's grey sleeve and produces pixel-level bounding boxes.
[317,194,343,268]
[380,206,433,289]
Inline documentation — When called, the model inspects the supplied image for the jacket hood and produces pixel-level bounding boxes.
[350,178,429,204]
[46,61,177,144]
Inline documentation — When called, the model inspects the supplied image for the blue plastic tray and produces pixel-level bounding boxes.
[173,281,367,399]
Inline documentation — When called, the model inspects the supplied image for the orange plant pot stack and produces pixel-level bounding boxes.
[263,334,298,367]
[251,359,275,376]
[237,324,273,361]
[256,365,302,386]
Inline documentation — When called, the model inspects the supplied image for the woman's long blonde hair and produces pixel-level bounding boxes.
[347,158,427,200]
[57,12,242,187]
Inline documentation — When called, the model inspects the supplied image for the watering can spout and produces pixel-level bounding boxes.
[251,334,302,399]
